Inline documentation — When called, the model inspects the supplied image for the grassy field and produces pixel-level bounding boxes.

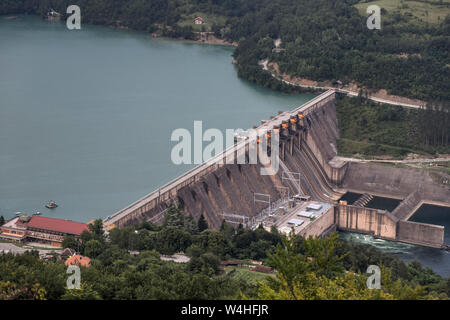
[355,0,450,24]
[224,266,275,285]
[177,12,227,32]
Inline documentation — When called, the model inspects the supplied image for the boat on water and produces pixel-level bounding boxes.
[33,211,41,216]
[45,201,58,209]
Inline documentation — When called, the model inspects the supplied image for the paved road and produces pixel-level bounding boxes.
[260,59,424,109]
[0,242,62,255]
[334,156,450,164]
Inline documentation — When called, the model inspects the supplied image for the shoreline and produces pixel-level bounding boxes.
[108,22,237,48]
[2,14,431,105]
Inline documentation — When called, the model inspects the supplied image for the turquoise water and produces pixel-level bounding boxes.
[341,231,450,278]
[339,194,450,277]
[341,203,450,278]
[0,15,315,223]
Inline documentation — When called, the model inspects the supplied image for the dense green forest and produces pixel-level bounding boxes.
[336,95,450,157]
[1,207,449,299]
[1,0,449,101]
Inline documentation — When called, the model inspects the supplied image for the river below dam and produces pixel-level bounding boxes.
[340,194,450,277]
[0,15,448,278]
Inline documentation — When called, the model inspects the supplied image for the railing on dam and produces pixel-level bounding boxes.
[108,89,336,227]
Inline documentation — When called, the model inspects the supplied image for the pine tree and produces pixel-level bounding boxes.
[197,214,208,232]
[0,215,5,226]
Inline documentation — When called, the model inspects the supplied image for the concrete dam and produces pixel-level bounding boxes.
[107,90,450,249]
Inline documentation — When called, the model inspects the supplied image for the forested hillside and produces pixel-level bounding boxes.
[1,208,449,300]
[337,95,450,157]
[1,0,449,101]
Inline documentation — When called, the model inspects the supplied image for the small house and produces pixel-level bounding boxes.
[65,255,91,268]
[194,17,204,25]
[252,265,273,273]
[47,9,61,21]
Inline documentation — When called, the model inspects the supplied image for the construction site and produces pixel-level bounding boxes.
[107,90,450,249]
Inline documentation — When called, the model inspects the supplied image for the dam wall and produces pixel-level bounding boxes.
[342,162,450,203]
[302,100,348,186]
[176,163,290,229]
[391,190,422,221]
[335,204,445,247]
[335,204,397,240]
[397,220,444,248]
[109,90,341,228]
[107,89,448,249]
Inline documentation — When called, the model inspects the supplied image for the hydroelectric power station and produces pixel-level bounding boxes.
[107,90,450,249]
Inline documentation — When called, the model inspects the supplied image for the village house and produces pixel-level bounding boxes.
[194,17,204,25]
[46,9,61,21]
[65,254,91,267]
[250,265,273,273]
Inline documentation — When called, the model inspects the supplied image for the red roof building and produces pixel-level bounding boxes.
[194,17,204,25]
[17,216,88,235]
[65,255,91,267]
[0,215,88,248]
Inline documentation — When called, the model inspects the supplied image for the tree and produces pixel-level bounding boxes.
[154,226,192,254]
[265,232,309,299]
[62,236,80,252]
[302,232,345,278]
[197,214,208,232]
[220,220,235,241]
[61,282,101,300]
[0,281,46,300]
[257,232,433,300]
[187,252,221,276]
[84,239,104,259]
[88,219,105,243]
[0,216,5,226]
[164,206,198,234]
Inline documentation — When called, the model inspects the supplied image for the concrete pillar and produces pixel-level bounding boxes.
[289,137,293,155]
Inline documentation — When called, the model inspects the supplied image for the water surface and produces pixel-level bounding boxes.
[0,15,315,222]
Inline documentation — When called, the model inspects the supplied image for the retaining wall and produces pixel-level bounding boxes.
[335,204,397,240]
[397,220,444,248]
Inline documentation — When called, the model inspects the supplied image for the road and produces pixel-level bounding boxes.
[0,242,62,255]
[333,156,450,164]
[259,59,425,109]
